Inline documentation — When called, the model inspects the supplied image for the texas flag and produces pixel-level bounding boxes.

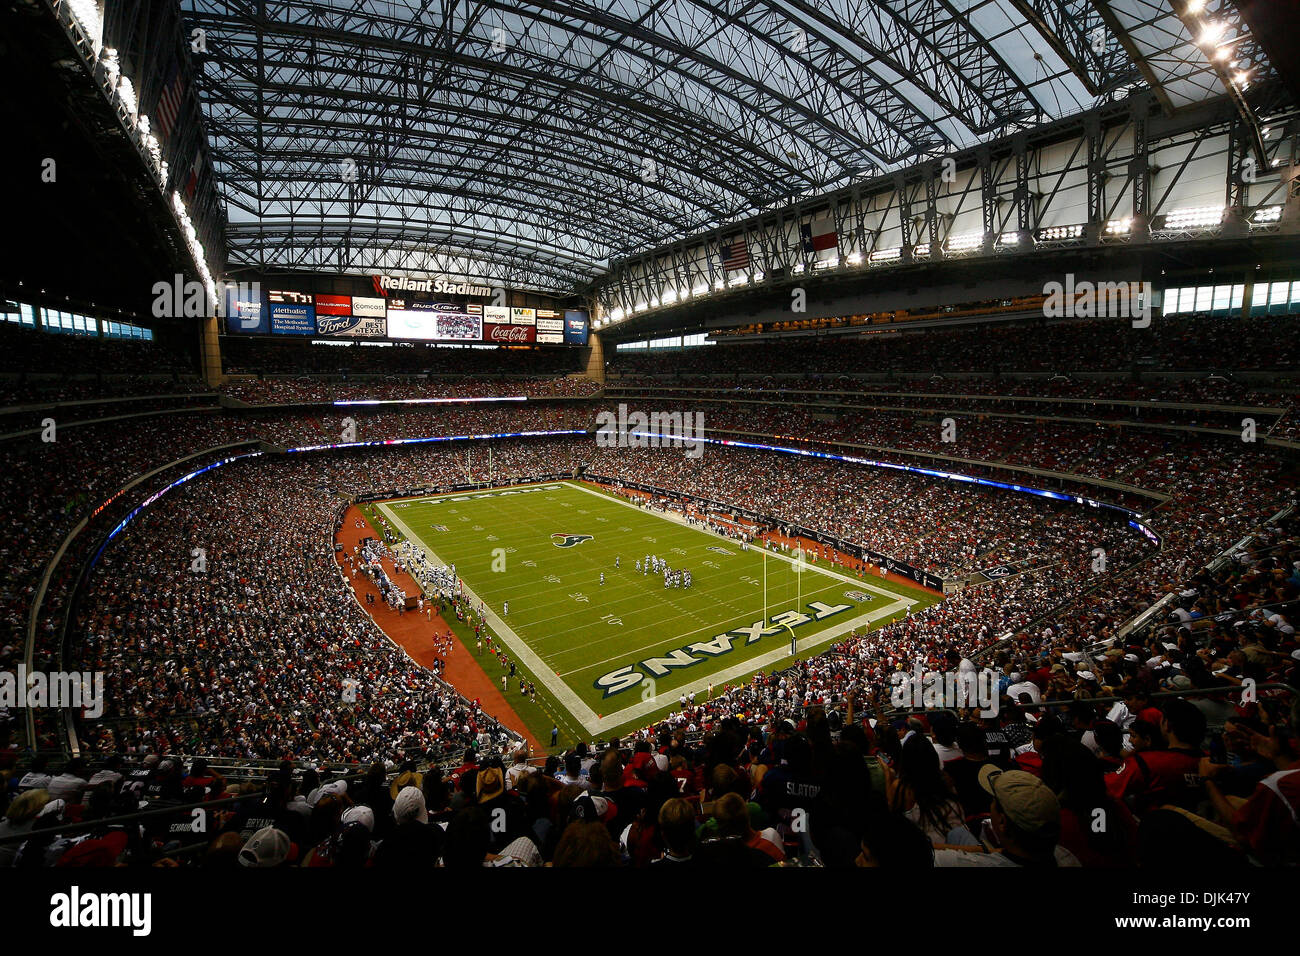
[184,150,203,200]
[800,215,838,258]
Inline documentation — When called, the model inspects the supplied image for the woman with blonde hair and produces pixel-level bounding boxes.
[0,789,52,867]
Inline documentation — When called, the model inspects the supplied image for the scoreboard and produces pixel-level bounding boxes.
[223,282,588,346]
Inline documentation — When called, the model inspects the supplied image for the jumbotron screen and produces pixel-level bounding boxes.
[222,280,588,346]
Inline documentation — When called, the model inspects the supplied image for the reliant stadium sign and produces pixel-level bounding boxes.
[372,274,494,298]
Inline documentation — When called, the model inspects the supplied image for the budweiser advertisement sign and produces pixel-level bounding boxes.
[484,322,536,343]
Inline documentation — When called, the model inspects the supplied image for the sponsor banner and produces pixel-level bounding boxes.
[268,289,313,305]
[316,313,387,337]
[484,305,510,323]
[268,301,316,335]
[223,287,267,334]
[536,317,563,332]
[510,307,536,326]
[564,309,589,345]
[351,296,387,318]
[537,330,564,344]
[484,322,536,344]
[314,293,351,316]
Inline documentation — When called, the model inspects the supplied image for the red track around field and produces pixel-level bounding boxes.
[333,505,545,754]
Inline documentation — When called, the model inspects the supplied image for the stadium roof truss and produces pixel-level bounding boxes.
[179,0,1283,295]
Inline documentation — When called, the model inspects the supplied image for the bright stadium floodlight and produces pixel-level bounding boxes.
[1104,217,1132,235]
[914,242,930,256]
[946,231,983,253]
[1163,204,1224,229]
[1198,20,1227,47]
[1253,205,1283,224]
[846,252,862,265]
[693,283,708,296]
[869,247,901,263]
[1036,224,1084,241]
[1185,0,1206,12]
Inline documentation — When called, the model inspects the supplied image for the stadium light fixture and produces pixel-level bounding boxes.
[946,231,983,253]
[1036,225,1084,241]
[846,253,862,265]
[1104,217,1132,235]
[1251,205,1282,224]
[869,247,901,263]
[1197,21,1227,47]
[1163,204,1224,230]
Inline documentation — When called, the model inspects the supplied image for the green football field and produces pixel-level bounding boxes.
[376,481,940,740]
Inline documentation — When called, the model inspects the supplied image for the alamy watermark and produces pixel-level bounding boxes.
[889,665,1000,718]
[595,403,705,458]
[1042,274,1152,327]
[0,667,105,718]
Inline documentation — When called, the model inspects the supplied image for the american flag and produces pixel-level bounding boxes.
[154,60,185,143]
[718,238,750,272]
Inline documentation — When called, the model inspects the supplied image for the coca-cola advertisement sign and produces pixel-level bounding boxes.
[484,322,536,343]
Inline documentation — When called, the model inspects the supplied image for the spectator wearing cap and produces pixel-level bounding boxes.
[373,786,443,868]
[476,766,526,852]
[1111,698,1207,814]
[304,805,377,868]
[935,767,1079,866]
[238,827,297,868]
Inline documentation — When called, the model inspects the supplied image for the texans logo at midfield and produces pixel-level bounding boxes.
[551,533,594,548]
